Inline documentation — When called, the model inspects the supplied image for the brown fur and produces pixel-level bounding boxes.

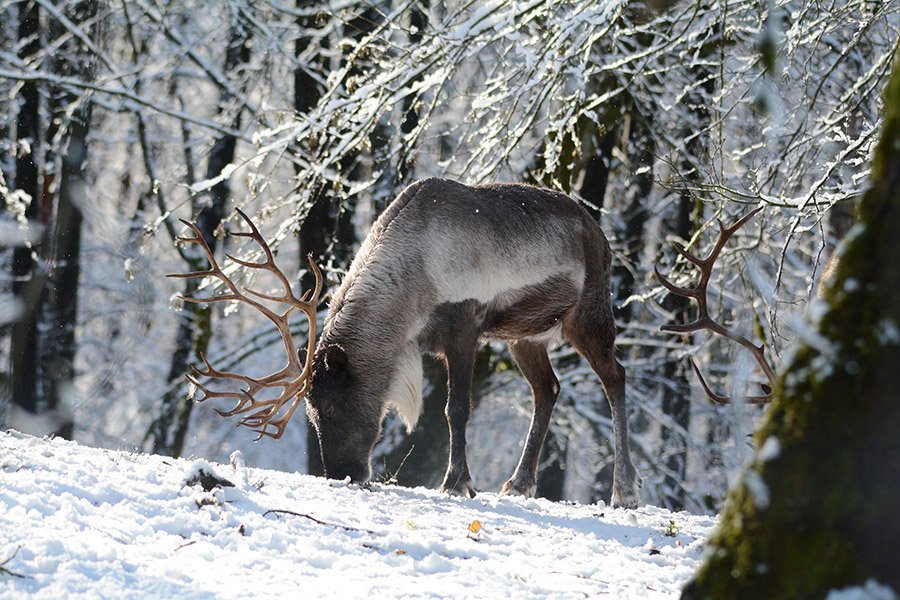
[305,179,641,507]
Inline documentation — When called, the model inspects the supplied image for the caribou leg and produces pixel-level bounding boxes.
[438,339,477,497]
[423,302,482,498]
[501,340,560,497]
[564,298,641,509]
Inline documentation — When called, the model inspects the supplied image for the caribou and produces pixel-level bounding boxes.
[173,178,642,508]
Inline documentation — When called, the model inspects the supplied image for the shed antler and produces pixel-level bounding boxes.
[654,207,774,404]
[168,208,323,439]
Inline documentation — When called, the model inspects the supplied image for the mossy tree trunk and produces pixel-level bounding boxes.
[681,59,900,599]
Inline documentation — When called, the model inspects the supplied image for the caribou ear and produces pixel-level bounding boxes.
[323,344,350,380]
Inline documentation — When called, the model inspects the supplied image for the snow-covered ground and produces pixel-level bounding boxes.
[0,430,716,599]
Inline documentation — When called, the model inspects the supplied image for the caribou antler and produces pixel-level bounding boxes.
[654,207,774,405]
[168,208,323,439]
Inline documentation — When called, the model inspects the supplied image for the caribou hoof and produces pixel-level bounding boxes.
[611,470,642,509]
[611,490,640,509]
[500,478,536,498]
[439,479,476,498]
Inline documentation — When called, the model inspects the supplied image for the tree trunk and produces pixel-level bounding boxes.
[535,422,567,501]
[657,115,703,507]
[373,348,494,490]
[397,2,428,185]
[0,4,13,428]
[374,356,451,489]
[294,0,329,291]
[294,1,328,476]
[0,2,14,181]
[9,0,44,426]
[658,193,693,510]
[612,110,653,323]
[682,59,900,600]
[658,52,717,510]
[145,16,251,456]
[9,0,96,439]
[43,0,97,441]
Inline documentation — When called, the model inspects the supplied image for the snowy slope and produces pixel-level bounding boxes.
[0,430,716,599]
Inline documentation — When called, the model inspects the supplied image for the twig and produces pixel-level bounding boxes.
[263,509,377,534]
[174,540,197,552]
[0,547,31,579]
[381,444,415,485]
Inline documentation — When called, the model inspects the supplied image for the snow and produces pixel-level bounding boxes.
[6,405,74,439]
[0,430,716,599]
[876,319,900,346]
[188,162,240,195]
[843,278,861,293]
[758,436,781,462]
[742,468,770,510]
[826,580,899,600]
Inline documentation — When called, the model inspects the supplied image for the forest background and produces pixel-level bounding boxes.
[1,0,897,514]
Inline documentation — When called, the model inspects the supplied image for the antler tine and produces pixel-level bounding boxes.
[653,264,701,300]
[688,358,771,405]
[191,353,260,384]
[176,219,219,262]
[167,221,224,281]
[723,206,764,237]
[302,253,324,309]
[187,372,256,415]
[229,208,322,313]
[232,207,279,268]
[215,394,274,419]
[672,242,706,268]
[656,207,774,404]
[171,209,324,439]
[245,394,309,440]
[236,368,317,440]
[687,359,730,405]
[233,208,267,244]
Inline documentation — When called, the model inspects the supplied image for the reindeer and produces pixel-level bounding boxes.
[173,178,642,508]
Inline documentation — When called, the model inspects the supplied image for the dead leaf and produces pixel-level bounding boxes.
[467,520,483,541]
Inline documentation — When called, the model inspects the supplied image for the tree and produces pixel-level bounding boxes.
[144,11,252,456]
[8,0,45,433]
[656,44,721,509]
[682,57,900,598]
[44,0,97,440]
[293,0,335,476]
[7,0,97,438]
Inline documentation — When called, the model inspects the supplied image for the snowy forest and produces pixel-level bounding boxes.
[1,0,898,520]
